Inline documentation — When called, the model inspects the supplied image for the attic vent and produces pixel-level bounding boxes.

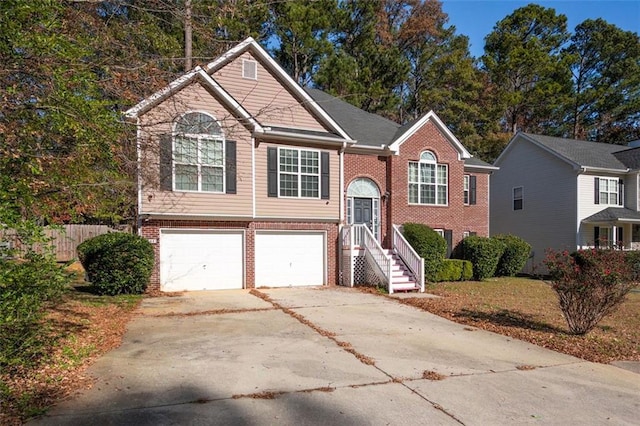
[242,59,257,80]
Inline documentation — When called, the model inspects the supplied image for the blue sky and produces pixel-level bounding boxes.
[441,0,640,58]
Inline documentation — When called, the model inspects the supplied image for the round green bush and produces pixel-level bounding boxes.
[436,259,473,282]
[455,235,505,280]
[402,223,447,282]
[77,232,154,295]
[493,234,531,277]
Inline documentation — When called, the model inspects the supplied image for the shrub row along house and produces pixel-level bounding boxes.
[492,133,640,273]
[125,37,496,293]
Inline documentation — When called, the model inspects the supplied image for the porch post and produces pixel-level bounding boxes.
[612,225,617,248]
[349,226,354,287]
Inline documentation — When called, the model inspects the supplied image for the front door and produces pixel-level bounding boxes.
[354,198,373,229]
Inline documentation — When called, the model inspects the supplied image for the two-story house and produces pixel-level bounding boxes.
[125,37,496,293]
[491,132,640,273]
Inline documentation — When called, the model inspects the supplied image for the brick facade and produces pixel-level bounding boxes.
[344,121,491,253]
[141,219,338,292]
[343,153,391,246]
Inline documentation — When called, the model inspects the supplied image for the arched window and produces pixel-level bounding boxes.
[347,178,380,198]
[346,178,381,240]
[408,150,448,205]
[173,112,225,192]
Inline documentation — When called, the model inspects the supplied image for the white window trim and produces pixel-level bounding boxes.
[463,175,470,205]
[172,111,225,193]
[408,150,448,206]
[598,177,619,205]
[434,229,445,237]
[277,147,321,199]
[513,186,523,211]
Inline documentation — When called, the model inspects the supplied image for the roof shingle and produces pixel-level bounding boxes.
[522,133,631,170]
[305,88,400,148]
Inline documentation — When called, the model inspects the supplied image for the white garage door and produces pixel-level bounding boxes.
[255,232,325,287]
[160,230,244,291]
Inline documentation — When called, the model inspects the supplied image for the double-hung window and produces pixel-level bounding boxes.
[279,148,319,198]
[463,175,470,205]
[173,112,224,192]
[595,177,620,205]
[408,151,448,205]
[513,186,523,210]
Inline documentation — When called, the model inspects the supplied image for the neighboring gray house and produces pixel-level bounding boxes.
[491,132,640,273]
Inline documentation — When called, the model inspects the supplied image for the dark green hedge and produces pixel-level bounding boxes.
[402,223,447,282]
[77,232,154,295]
[436,259,473,282]
[493,234,531,276]
[454,236,505,280]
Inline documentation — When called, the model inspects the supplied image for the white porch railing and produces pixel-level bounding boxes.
[361,224,394,294]
[392,224,425,293]
[341,224,367,248]
[342,224,393,292]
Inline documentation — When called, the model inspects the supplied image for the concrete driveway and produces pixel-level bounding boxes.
[33,287,639,425]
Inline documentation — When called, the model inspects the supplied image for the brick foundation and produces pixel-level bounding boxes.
[141,219,339,292]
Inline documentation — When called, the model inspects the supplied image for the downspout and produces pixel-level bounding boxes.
[252,137,256,218]
[577,166,589,249]
[339,142,346,286]
[339,141,346,223]
[136,117,143,236]
[487,173,491,237]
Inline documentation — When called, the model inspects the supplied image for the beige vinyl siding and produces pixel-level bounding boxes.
[139,82,252,217]
[255,142,340,220]
[213,52,327,131]
[491,137,577,270]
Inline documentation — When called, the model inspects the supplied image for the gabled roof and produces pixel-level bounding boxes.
[613,146,640,169]
[495,132,631,172]
[388,111,472,159]
[125,37,353,142]
[124,67,261,133]
[305,88,399,149]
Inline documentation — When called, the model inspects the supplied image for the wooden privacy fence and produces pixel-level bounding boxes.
[1,224,127,262]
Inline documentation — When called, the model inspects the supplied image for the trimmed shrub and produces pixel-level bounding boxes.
[77,232,154,295]
[436,259,473,282]
[402,223,447,282]
[493,234,531,277]
[544,249,637,335]
[455,236,505,280]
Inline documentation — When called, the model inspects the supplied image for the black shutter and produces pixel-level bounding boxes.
[594,178,600,204]
[159,134,173,191]
[619,179,624,206]
[470,231,477,236]
[225,140,236,194]
[444,229,453,258]
[594,226,600,248]
[469,175,477,205]
[267,147,278,197]
[321,151,330,200]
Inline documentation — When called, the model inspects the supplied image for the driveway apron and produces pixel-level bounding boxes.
[32,288,640,425]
